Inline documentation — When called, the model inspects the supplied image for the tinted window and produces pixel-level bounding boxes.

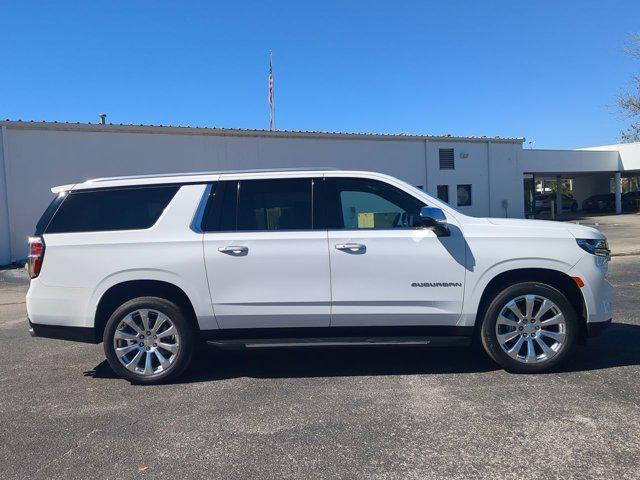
[237,179,312,231]
[35,192,66,235]
[326,178,425,230]
[46,186,179,233]
[202,178,315,231]
[201,181,237,232]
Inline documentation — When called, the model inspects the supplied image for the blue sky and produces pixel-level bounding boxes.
[2,1,639,149]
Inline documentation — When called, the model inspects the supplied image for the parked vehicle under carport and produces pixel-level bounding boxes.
[534,194,578,213]
[582,194,616,213]
[623,191,640,211]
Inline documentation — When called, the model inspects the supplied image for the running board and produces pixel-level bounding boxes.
[206,336,471,349]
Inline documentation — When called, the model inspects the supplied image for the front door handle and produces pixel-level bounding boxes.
[335,243,366,253]
[218,245,248,255]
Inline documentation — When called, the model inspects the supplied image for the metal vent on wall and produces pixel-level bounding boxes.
[439,148,455,169]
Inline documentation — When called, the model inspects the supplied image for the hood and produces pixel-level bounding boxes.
[486,217,604,239]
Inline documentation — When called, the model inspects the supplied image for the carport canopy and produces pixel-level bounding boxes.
[521,148,640,215]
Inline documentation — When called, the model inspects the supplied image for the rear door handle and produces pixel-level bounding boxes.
[218,245,248,254]
[335,243,366,252]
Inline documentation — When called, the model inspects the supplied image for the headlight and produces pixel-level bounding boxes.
[576,238,610,258]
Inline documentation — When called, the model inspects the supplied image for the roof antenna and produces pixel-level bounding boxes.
[98,113,107,125]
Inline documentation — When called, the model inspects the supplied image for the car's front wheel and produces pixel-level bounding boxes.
[103,297,195,384]
[480,282,578,373]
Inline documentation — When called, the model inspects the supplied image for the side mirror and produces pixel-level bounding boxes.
[419,206,450,236]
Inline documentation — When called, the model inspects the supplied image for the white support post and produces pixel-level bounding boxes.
[556,175,562,217]
[615,172,622,214]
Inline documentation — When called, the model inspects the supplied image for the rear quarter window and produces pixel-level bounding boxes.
[45,185,180,234]
[34,193,67,235]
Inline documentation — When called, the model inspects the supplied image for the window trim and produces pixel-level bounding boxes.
[190,184,214,233]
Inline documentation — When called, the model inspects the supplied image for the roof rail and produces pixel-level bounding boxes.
[86,167,340,183]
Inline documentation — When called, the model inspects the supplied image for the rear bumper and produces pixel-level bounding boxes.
[28,317,98,344]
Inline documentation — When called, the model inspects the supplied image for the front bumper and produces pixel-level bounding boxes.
[28,317,98,344]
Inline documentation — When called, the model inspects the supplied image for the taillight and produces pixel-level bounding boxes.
[27,236,45,279]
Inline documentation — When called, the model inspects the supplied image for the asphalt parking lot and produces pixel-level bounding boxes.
[1,226,639,479]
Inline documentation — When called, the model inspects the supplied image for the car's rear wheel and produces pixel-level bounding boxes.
[103,297,194,384]
[480,282,578,373]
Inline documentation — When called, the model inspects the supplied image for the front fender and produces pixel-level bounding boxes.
[458,257,577,327]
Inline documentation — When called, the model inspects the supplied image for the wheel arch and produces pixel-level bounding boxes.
[94,280,200,343]
[474,268,587,342]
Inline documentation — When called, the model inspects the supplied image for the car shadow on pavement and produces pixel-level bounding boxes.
[83,323,640,383]
[85,345,498,382]
[561,323,640,373]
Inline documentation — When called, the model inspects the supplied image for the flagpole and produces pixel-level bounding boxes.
[269,51,275,130]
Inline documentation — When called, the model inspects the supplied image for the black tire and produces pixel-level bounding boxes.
[480,282,578,373]
[103,296,195,384]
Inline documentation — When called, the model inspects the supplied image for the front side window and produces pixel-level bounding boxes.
[202,178,315,231]
[45,185,179,233]
[326,178,426,230]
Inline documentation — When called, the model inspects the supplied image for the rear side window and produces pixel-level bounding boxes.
[237,179,312,231]
[45,186,179,233]
[202,178,316,231]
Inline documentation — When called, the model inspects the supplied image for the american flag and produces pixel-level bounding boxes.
[268,52,274,130]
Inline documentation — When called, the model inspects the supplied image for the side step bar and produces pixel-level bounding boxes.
[207,336,471,349]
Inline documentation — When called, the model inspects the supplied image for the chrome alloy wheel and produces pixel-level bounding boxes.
[112,309,180,376]
[495,295,567,364]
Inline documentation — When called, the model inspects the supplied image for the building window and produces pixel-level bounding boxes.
[457,184,472,207]
[439,148,455,169]
[437,185,449,203]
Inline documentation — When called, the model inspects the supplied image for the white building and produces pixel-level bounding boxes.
[0,120,639,265]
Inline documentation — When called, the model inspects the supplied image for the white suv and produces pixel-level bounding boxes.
[26,169,614,383]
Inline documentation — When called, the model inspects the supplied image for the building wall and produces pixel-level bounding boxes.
[0,124,524,264]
